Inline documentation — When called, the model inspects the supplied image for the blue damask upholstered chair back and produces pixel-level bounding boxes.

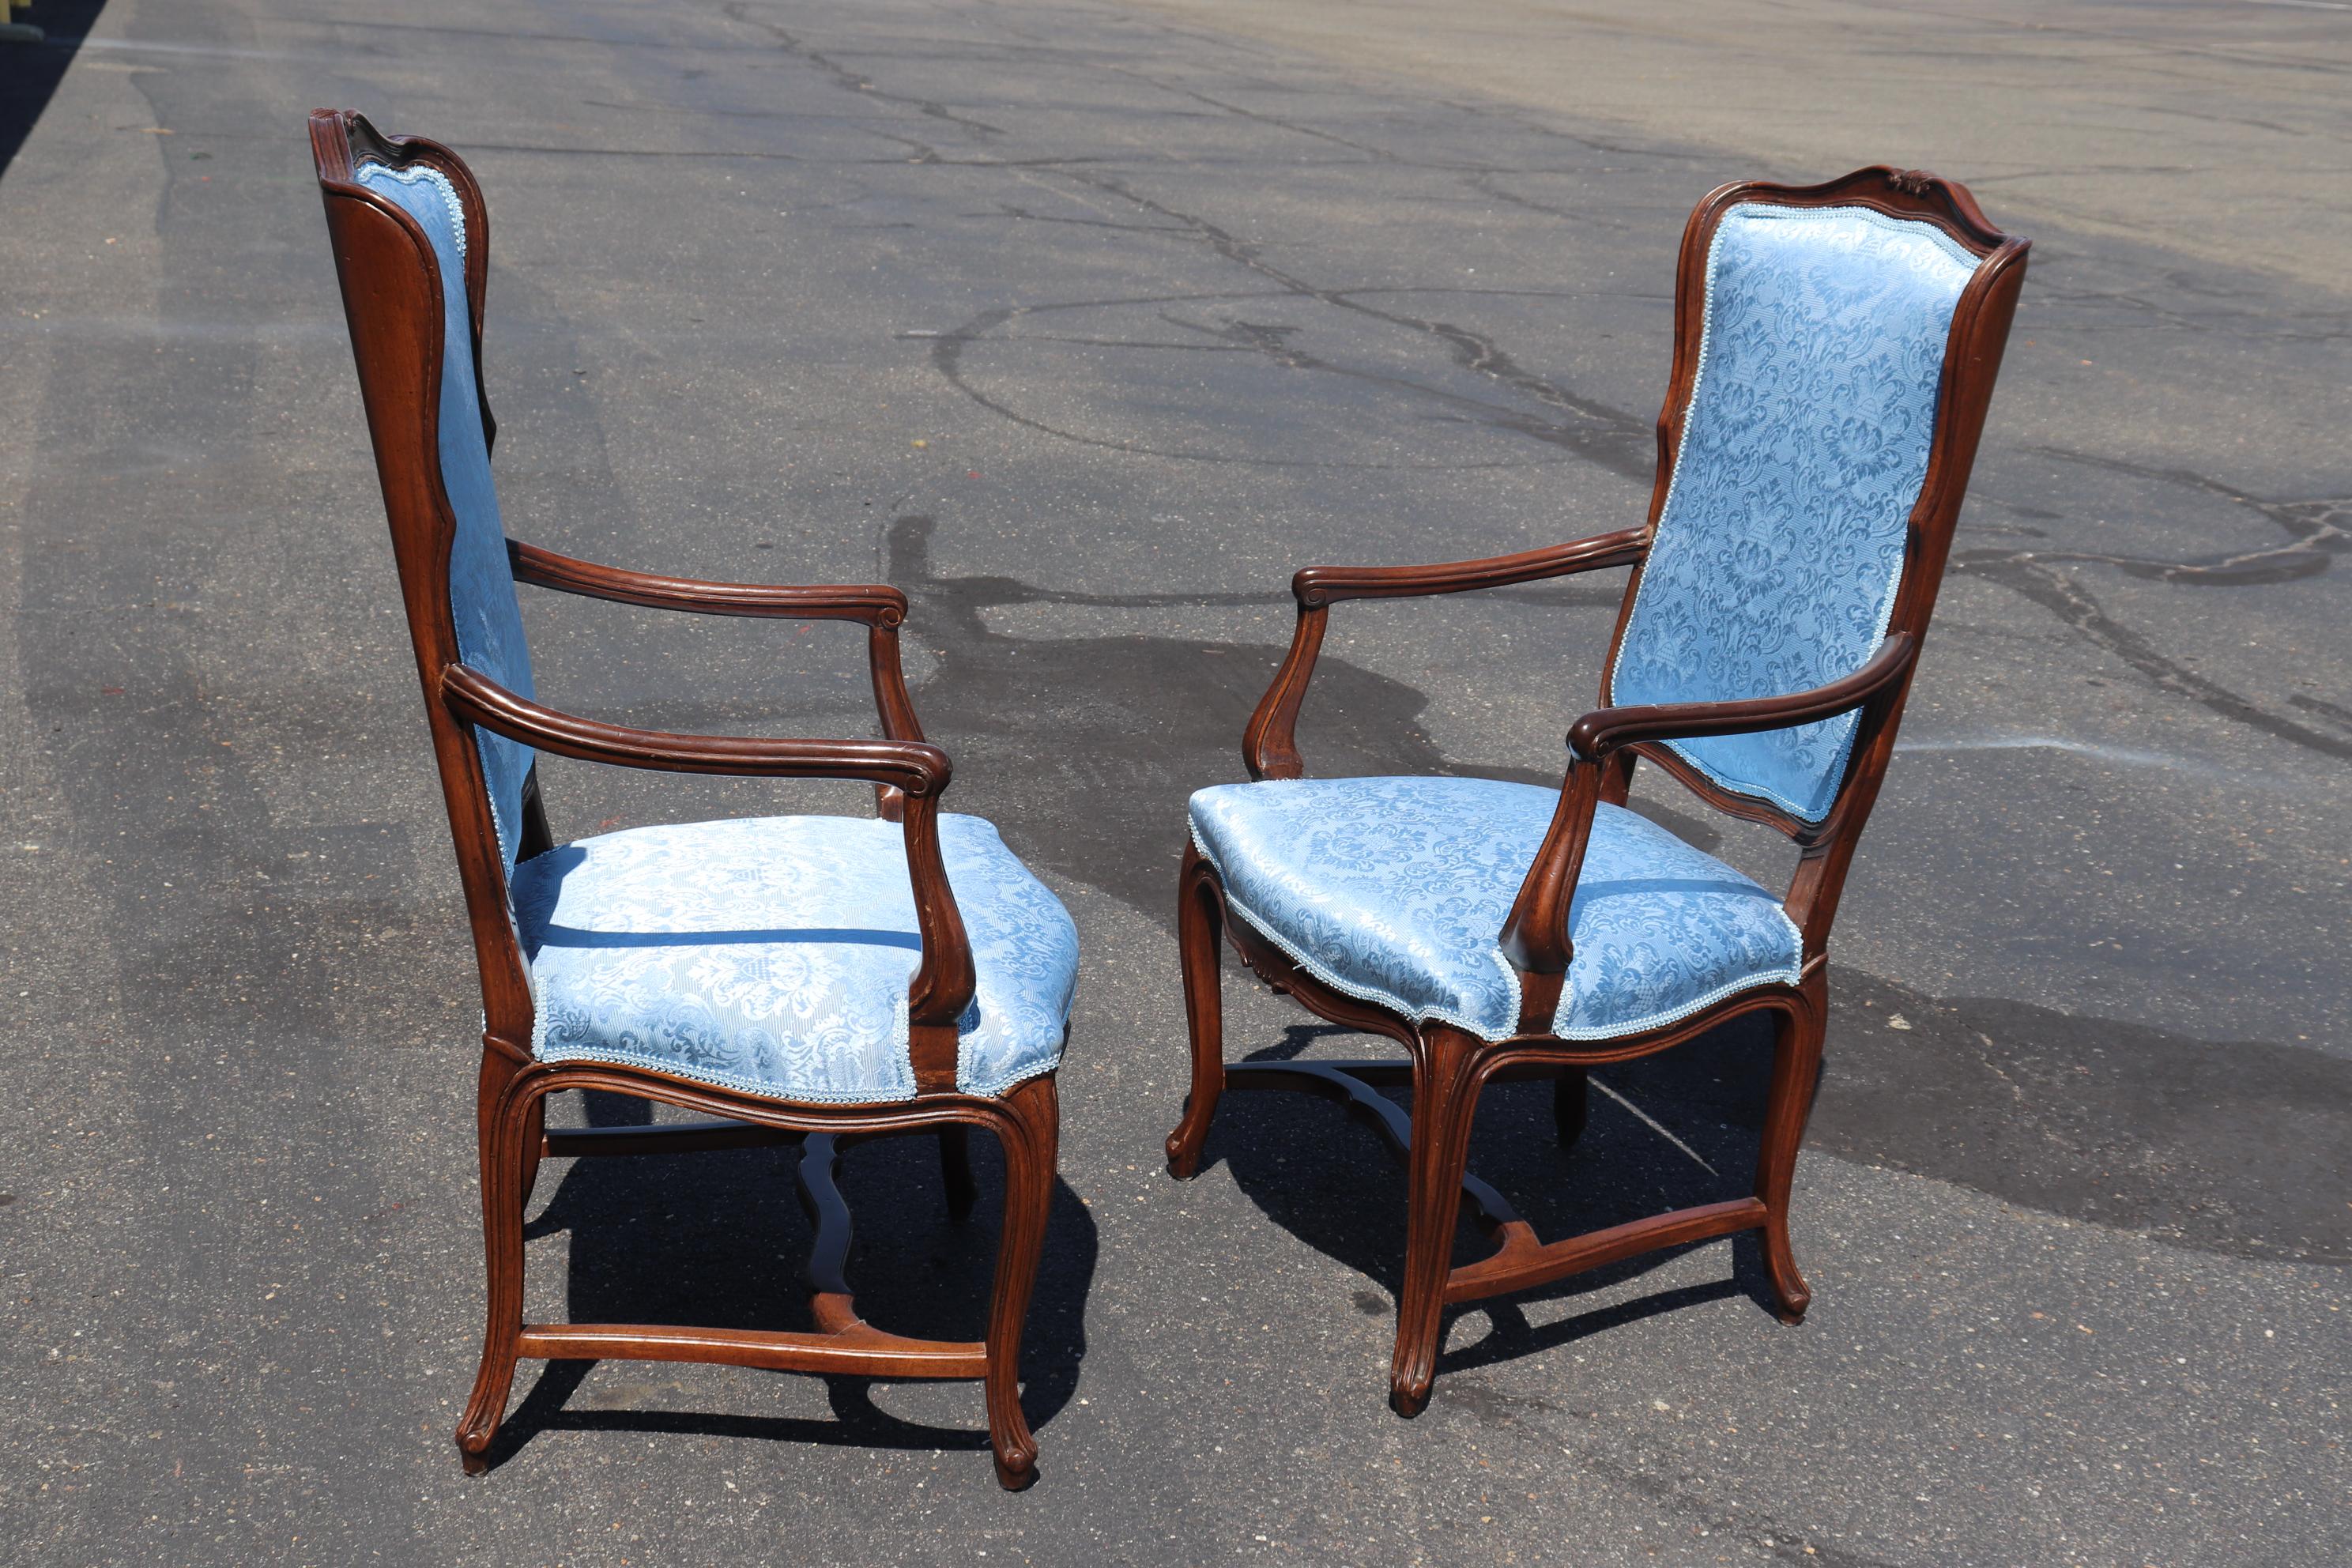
[1608,202,1977,823]
[352,160,539,869]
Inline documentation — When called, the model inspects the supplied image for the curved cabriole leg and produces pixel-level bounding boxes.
[938,1125,977,1222]
[1389,1028,1482,1417]
[457,1064,536,1472]
[1165,844,1226,1178]
[1755,988,1826,1325]
[984,1075,1057,1491]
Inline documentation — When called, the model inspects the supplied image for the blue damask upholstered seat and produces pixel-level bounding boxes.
[1611,203,1977,822]
[1189,776,1800,1042]
[511,814,1080,1103]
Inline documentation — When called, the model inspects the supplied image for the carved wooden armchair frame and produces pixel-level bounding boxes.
[1166,168,2029,1415]
[311,110,1057,1489]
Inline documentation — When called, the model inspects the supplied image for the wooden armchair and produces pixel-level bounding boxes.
[311,110,1075,1490]
[1166,168,2029,1415]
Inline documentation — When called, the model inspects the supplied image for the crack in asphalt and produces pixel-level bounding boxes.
[1423,1377,1908,1568]
[1958,448,2350,760]
[925,299,1585,471]
[706,6,1657,473]
[1954,550,2352,761]
[1035,162,1655,475]
[720,2,1006,140]
[716,6,2348,778]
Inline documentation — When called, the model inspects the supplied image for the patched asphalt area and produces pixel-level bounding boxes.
[1,2,2344,1563]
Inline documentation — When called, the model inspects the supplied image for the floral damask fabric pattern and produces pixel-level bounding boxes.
[511,813,1080,1103]
[1189,776,1801,1042]
[355,162,538,868]
[1611,202,1977,823]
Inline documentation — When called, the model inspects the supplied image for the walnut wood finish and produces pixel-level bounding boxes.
[1172,167,2026,1416]
[312,108,1057,1490]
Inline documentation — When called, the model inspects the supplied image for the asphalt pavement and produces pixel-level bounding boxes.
[1,2,2345,1563]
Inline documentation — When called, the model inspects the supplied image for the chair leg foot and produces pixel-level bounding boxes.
[1164,1106,1207,1180]
[453,1315,523,1468]
[1762,1211,1812,1325]
[1167,846,1226,1181]
[1387,1378,1432,1419]
[993,1446,1040,1492]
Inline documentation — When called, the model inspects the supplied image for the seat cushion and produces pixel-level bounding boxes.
[512,813,1078,1103]
[1188,776,1800,1042]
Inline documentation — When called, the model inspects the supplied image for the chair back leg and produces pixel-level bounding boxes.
[1165,844,1227,1178]
[938,1124,978,1220]
[1551,1065,1589,1148]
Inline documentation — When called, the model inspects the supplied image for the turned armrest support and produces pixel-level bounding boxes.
[1496,634,1917,1028]
[439,664,975,1044]
[1244,529,1649,779]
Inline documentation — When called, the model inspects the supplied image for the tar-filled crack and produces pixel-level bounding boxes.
[1428,1377,1905,1568]
[705,6,1654,473]
[1958,549,2352,761]
[1090,64,1419,168]
[921,302,1570,471]
[1458,169,1631,231]
[978,203,1198,236]
[721,2,1005,141]
[708,6,2351,771]
[1038,164,1654,474]
[1959,448,2349,760]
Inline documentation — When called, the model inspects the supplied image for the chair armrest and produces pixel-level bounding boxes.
[443,663,948,790]
[1566,634,1917,760]
[1496,634,1917,1029]
[1246,529,1649,779]
[440,664,975,1050]
[506,537,931,810]
[507,538,906,624]
[1289,529,1649,606]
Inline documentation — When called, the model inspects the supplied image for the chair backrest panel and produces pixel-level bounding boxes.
[351,160,538,869]
[1608,201,1977,823]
